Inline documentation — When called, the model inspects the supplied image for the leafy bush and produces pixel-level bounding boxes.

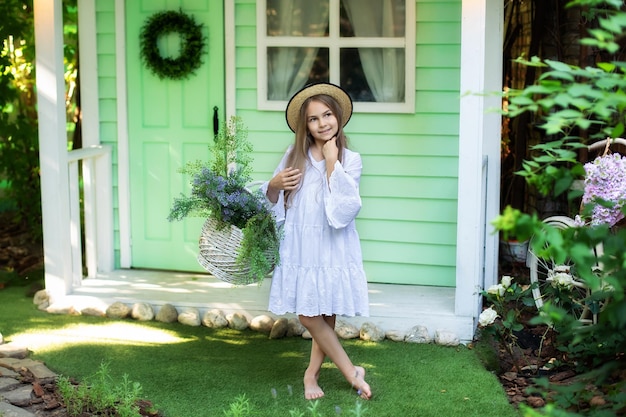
[57,361,145,417]
[0,0,41,237]
[493,1,626,415]
[478,274,540,372]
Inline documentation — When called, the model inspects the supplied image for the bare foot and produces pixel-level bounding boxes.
[304,372,324,400]
[352,366,372,400]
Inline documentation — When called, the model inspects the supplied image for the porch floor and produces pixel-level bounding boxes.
[55,269,476,342]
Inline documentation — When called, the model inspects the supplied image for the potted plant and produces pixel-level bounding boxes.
[168,116,280,285]
[493,205,530,264]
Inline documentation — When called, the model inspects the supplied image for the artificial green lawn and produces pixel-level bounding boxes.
[0,285,519,417]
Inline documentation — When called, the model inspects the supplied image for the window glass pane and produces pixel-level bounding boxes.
[267,47,329,100]
[267,0,329,37]
[340,48,375,102]
[341,48,405,103]
[340,0,406,37]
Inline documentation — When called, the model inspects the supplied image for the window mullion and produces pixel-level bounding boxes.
[265,37,333,47]
[328,0,340,84]
[338,38,406,48]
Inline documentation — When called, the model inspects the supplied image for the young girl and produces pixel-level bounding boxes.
[261,83,371,400]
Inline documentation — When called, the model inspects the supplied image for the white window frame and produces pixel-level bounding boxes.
[256,0,415,113]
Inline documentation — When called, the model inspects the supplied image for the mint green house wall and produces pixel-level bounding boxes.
[93,0,462,288]
[234,0,461,287]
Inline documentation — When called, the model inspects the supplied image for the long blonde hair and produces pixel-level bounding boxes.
[284,94,348,206]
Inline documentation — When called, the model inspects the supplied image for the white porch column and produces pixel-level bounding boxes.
[34,0,73,300]
[455,0,503,323]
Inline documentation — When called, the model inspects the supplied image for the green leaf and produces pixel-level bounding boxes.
[567,83,595,98]
[599,13,626,34]
[574,118,592,130]
[610,123,624,138]
[597,62,616,72]
[554,174,573,197]
[509,95,536,106]
[545,59,574,72]
[543,71,575,82]
[552,109,583,120]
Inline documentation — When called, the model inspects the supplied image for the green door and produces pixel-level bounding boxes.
[126,1,224,271]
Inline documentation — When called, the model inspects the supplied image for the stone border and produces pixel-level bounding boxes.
[32,290,461,346]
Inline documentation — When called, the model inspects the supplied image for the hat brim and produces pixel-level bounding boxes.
[285,82,353,132]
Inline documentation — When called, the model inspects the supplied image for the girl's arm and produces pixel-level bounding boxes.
[324,150,362,229]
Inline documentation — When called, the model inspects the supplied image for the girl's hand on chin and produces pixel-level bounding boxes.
[322,137,338,161]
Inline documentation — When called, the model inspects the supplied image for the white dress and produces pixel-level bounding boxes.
[261,147,370,317]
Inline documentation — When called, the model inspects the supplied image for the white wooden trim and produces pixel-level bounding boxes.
[225,0,236,120]
[455,0,503,320]
[95,149,114,273]
[77,0,114,276]
[82,157,98,277]
[115,0,132,268]
[482,0,504,293]
[68,162,83,286]
[34,0,73,300]
[255,0,415,114]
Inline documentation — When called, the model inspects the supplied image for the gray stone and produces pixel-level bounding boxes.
[155,304,178,323]
[250,315,274,334]
[385,329,407,342]
[405,325,432,344]
[301,330,312,339]
[131,302,154,321]
[1,385,33,407]
[226,312,249,330]
[434,330,460,346]
[0,377,21,391]
[106,301,131,319]
[0,401,36,417]
[0,367,19,377]
[0,331,3,344]
[360,322,385,342]
[335,320,359,339]
[269,318,289,339]
[24,363,55,381]
[286,318,305,337]
[32,289,48,307]
[0,344,29,359]
[202,309,228,328]
[178,307,201,326]
[36,301,49,311]
[80,307,106,317]
[0,358,55,380]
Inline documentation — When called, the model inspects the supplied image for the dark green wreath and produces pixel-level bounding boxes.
[139,10,206,80]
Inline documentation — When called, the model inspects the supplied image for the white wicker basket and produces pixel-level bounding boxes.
[197,217,276,285]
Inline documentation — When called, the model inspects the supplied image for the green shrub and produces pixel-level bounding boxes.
[57,361,144,417]
[494,1,626,415]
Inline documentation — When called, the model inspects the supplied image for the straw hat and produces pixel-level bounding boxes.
[285,82,353,132]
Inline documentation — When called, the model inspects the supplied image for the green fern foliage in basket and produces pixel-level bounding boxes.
[168,116,279,284]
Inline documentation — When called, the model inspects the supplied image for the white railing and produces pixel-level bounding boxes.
[66,145,114,287]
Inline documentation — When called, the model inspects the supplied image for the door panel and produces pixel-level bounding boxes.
[126,0,224,271]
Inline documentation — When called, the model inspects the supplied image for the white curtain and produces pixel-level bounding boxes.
[343,0,405,102]
[268,1,329,100]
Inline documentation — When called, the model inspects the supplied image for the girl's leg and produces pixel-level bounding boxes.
[299,315,371,400]
[303,315,336,399]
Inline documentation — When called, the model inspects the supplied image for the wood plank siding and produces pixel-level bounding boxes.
[95,1,122,266]
[234,0,462,286]
[95,0,463,287]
